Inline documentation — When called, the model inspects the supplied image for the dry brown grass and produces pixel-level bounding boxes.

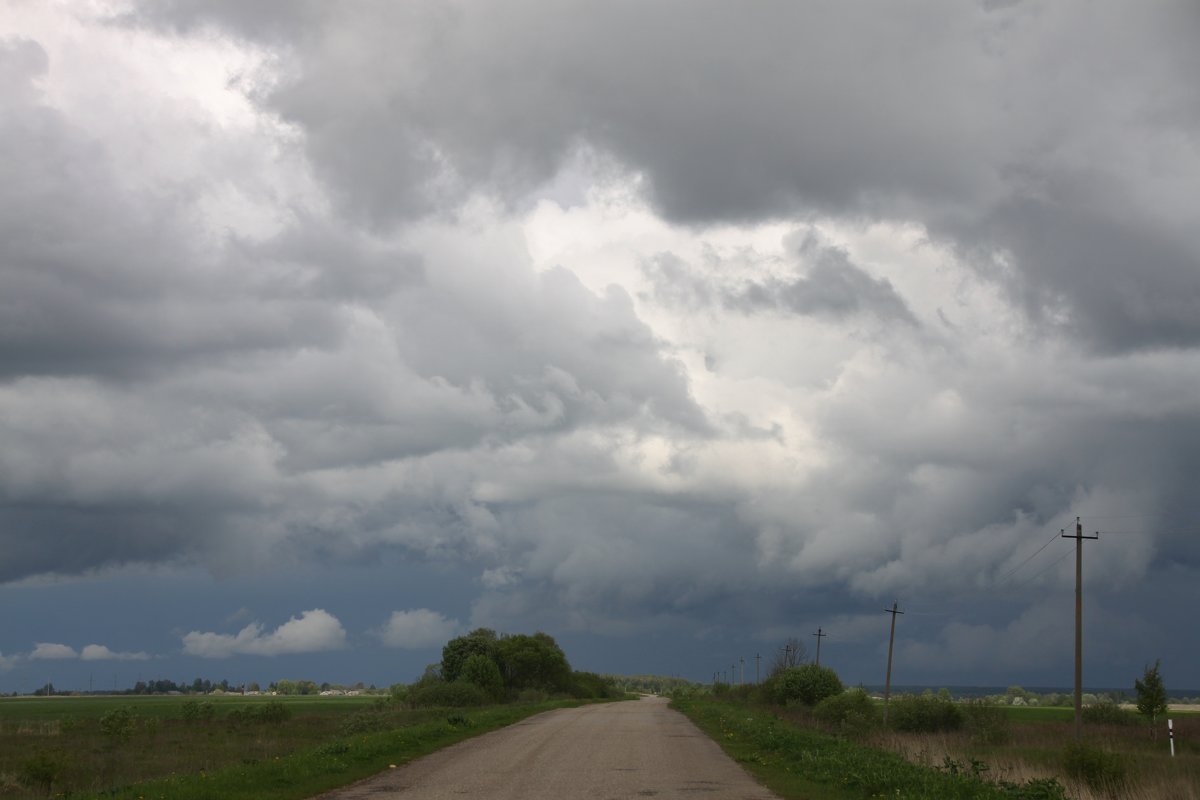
[870,716,1199,800]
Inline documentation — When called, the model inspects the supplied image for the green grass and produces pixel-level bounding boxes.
[0,694,378,721]
[0,695,613,799]
[672,696,1057,799]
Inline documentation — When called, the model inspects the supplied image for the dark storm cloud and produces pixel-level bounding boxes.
[129,0,1200,352]
[3,2,1198,688]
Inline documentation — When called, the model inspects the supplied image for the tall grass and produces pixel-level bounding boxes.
[675,693,1200,800]
[0,696,599,799]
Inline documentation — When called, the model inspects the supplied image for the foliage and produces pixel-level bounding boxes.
[497,632,572,692]
[963,699,1012,744]
[607,674,700,696]
[39,698,591,800]
[769,637,809,675]
[887,693,964,733]
[407,680,490,708]
[768,664,843,707]
[1081,700,1138,726]
[459,653,505,699]
[18,750,65,796]
[99,707,137,740]
[673,696,1073,800]
[440,628,501,683]
[568,671,619,699]
[812,688,878,737]
[179,700,216,723]
[1135,658,1168,731]
[227,700,292,726]
[273,679,320,696]
[1062,742,1126,792]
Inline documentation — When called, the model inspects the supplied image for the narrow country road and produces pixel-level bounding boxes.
[314,695,779,799]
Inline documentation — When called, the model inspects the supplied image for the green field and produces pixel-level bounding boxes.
[0,693,379,721]
[674,693,1200,800]
[0,693,601,799]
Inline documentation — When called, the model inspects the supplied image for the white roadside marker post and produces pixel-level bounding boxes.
[1168,719,1175,757]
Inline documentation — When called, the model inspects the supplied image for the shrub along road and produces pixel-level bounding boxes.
[313,695,778,799]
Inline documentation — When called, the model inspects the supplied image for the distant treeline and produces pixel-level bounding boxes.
[604,675,701,695]
[862,685,1200,706]
[23,678,382,697]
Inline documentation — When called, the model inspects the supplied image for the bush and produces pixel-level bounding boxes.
[770,664,844,707]
[569,671,618,699]
[339,709,391,735]
[99,707,137,740]
[408,680,490,708]
[1062,742,1126,792]
[963,699,1011,744]
[18,750,64,796]
[228,700,291,726]
[180,700,216,723]
[887,693,963,732]
[813,688,878,737]
[1081,700,1138,726]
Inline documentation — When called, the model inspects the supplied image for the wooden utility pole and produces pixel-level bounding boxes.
[883,601,904,724]
[739,657,745,685]
[1063,517,1099,741]
[755,653,761,684]
[812,628,827,666]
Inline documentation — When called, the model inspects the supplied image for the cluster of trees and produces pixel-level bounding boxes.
[398,628,619,708]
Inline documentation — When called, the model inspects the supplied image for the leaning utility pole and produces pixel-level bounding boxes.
[883,601,904,724]
[812,627,827,666]
[1063,517,1099,741]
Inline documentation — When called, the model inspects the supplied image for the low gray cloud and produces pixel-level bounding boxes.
[1,3,1197,687]
[646,234,917,326]
[127,0,1200,353]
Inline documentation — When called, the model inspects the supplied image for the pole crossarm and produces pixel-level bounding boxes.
[812,627,827,666]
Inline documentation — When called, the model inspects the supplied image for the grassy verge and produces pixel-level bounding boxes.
[671,696,1063,800]
[0,698,610,799]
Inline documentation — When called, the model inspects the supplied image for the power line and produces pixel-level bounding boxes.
[1010,546,1075,591]
[995,531,1063,585]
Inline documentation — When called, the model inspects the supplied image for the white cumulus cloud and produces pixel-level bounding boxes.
[80,644,150,661]
[378,609,460,649]
[30,643,77,660]
[182,609,347,658]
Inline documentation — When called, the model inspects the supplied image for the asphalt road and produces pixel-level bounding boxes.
[315,695,779,799]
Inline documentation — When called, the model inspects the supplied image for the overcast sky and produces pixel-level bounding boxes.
[2,0,1199,694]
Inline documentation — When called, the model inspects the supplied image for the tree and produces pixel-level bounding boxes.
[770,638,809,676]
[460,653,505,700]
[497,632,571,691]
[1134,659,1168,738]
[441,628,500,683]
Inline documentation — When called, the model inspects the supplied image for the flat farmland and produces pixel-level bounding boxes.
[0,694,590,799]
[0,693,378,721]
